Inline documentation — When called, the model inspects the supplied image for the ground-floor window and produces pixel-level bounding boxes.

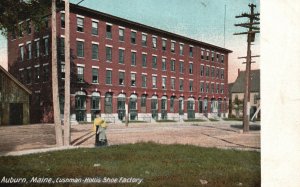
[179,97,184,115]
[105,92,113,114]
[161,96,167,119]
[187,97,195,119]
[75,91,86,121]
[198,99,203,113]
[129,94,138,120]
[151,95,158,119]
[170,96,175,112]
[141,94,147,113]
[91,92,100,120]
[117,93,126,121]
[211,99,218,113]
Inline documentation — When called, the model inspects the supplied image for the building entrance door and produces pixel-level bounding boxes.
[9,103,23,125]
[117,94,126,121]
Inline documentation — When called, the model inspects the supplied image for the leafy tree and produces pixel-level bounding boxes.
[0,0,51,36]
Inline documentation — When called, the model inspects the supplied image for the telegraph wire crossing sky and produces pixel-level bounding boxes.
[0,0,260,82]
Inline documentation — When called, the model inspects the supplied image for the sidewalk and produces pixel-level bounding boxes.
[0,121,260,156]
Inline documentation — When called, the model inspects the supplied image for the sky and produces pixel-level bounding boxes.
[0,0,260,83]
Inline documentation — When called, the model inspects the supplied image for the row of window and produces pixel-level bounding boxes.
[76,66,224,93]
[19,37,49,61]
[70,13,225,61]
[75,92,225,115]
[12,18,49,39]
[19,64,50,84]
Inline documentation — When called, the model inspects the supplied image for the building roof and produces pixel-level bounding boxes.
[70,3,232,53]
[230,69,260,93]
[0,65,32,94]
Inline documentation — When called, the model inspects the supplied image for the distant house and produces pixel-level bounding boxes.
[0,65,31,125]
[230,69,260,119]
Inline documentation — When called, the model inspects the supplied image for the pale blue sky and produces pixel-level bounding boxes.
[0,0,260,82]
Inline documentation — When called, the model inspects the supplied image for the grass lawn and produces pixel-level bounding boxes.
[0,143,260,186]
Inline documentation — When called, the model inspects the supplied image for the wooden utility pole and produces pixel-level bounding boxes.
[63,0,71,146]
[234,4,260,133]
[51,0,63,146]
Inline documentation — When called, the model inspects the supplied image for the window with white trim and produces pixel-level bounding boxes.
[142,34,147,46]
[119,28,124,41]
[92,44,98,60]
[106,70,112,84]
[92,21,98,35]
[131,73,136,86]
[77,66,84,83]
[152,76,157,88]
[77,41,84,58]
[119,71,125,85]
[77,17,84,32]
[92,68,98,83]
[106,46,112,61]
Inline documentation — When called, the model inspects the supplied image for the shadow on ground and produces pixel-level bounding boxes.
[230,124,261,131]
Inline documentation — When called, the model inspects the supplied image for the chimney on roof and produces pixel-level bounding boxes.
[238,68,240,76]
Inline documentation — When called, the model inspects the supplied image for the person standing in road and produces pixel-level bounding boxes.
[93,112,108,146]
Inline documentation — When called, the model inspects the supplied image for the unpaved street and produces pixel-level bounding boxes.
[0,121,260,155]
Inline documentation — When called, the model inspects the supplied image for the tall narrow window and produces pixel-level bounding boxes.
[35,66,40,82]
[35,40,40,58]
[27,43,32,60]
[20,45,24,61]
[162,39,166,51]
[26,68,32,84]
[152,56,157,69]
[189,63,193,74]
[142,34,147,46]
[200,82,204,93]
[61,64,65,79]
[26,20,31,34]
[206,82,209,93]
[221,54,224,63]
[162,58,166,71]
[131,73,136,86]
[104,93,113,113]
[131,52,136,66]
[211,67,215,77]
[60,38,65,58]
[92,44,98,60]
[19,69,24,83]
[18,23,23,37]
[162,77,166,89]
[142,54,147,67]
[180,61,184,73]
[44,38,49,56]
[61,13,65,28]
[211,51,215,61]
[152,37,157,48]
[106,24,112,39]
[119,71,125,85]
[216,53,219,62]
[77,41,84,58]
[211,83,214,93]
[152,76,157,88]
[171,41,175,53]
[216,68,219,79]
[179,44,184,55]
[106,70,112,84]
[119,49,124,64]
[131,31,136,44]
[189,80,193,92]
[206,66,210,77]
[119,28,124,41]
[216,84,219,93]
[221,69,224,79]
[92,21,98,35]
[171,78,175,90]
[106,46,112,61]
[43,65,49,82]
[189,46,193,57]
[92,68,98,83]
[206,51,210,60]
[170,96,175,112]
[201,50,205,60]
[220,84,224,93]
[179,79,183,91]
[170,60,175,71]
[77,17,84,32]
[200,65,204,76]
[142,74,147,87]
[77,66,84,83]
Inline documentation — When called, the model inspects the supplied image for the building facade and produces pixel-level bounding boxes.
[0,66,31,125]
[230,69,260,119]
[7,3,231,123]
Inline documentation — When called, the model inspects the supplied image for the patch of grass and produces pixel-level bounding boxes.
[183,119,206,122]
[122,120,147,123]
[0,143,260,186]
[156,120,177,122]
[209,118,220,122]
[223,118,243,121]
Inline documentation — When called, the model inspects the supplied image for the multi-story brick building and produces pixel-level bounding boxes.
[7,3,231,123]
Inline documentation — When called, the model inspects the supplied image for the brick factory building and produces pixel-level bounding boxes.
[7,3,232,124]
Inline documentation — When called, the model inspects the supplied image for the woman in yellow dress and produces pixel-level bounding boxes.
[93,112,108,146]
